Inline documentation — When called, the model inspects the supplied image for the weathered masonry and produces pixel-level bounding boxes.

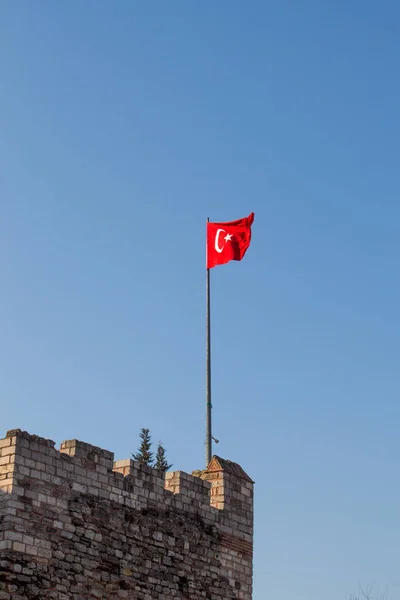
[0,429,254,599]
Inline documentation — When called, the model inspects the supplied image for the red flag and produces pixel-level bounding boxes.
[207,213,254,269]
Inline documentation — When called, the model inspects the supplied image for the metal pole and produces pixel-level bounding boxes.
[206,218,212,467]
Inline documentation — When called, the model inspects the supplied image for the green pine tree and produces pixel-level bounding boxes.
[132,428,154,466]
[154,441,172,472]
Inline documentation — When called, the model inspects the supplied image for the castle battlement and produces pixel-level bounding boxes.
[0,429,254,599]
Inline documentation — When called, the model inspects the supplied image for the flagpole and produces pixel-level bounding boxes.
[206,218,212,467]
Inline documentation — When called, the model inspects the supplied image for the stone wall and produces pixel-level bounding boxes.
[0,429,254,599]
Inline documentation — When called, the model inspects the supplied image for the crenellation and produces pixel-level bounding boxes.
[0,429,254,599]
[60,439,114,473]
[164,470,211,506]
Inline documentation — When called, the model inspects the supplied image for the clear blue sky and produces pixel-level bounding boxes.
[1,2,400,598]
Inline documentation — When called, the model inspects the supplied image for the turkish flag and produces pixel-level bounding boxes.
[207,213,254,269]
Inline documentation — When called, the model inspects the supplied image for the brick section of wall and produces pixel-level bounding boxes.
[0,430,254,599]
[220,533,253,558]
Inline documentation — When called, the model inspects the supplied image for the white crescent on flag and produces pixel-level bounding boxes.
[215,229,226,253]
